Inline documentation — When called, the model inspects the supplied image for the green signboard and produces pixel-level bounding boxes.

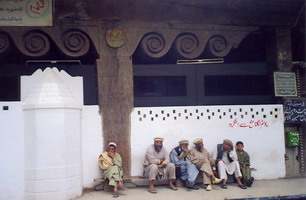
[286,131,300,147]
[274,72,297,97]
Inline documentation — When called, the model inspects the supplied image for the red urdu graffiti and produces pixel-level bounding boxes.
[229,119,269,128]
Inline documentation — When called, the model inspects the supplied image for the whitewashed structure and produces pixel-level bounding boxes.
[0,68,286,200]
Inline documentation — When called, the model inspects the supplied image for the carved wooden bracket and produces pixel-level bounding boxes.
[137,29,254,59]
[174,32,206,59]
[23,31,51,57]
[0,23,255,60]
[140,32,166,58]
[0,27,98,58]
[62,30,90,57]
[0,32,10,53]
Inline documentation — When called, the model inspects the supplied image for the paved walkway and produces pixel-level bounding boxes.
[75,177,306,200]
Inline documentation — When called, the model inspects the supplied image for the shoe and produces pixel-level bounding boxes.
[247,177,254,187]
[186,185,200,190]
[241,177,246,185]
[238,184,247,189]
[113,192,119,198]
[168,184,178,191]
[212,178,222,184]
[220,184,227,189]
[148,187,157,194]
[206,185,212,191]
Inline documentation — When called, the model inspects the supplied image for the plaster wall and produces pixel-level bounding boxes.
[0,102,286,199]
[131,105,286,180]
[0,104,103,199]
[81,105,103,188]
[0,103,24,200]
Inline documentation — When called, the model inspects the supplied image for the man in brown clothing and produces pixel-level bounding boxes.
[189,138,221,191]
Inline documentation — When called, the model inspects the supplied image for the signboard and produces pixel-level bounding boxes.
[274,72,297,97]
[0,0,52,26]
[286,131,300,147]
[284,98,306,124]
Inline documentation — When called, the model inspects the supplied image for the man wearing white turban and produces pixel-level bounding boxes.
[143,137,177,193]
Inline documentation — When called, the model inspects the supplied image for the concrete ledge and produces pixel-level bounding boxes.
[227,194,306,200]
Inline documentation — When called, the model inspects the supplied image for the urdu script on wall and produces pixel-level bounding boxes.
[284,98,306,124]
[0,0,52,26]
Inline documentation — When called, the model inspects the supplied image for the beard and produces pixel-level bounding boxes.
[196,145,204,152]
[154,145,162,152]
[181,146,188,152]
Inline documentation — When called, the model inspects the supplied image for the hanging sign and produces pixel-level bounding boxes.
[274,72,297,97]
[0,0,52,26]
[284,98,306,124]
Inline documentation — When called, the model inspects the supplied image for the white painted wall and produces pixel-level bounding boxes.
[131,105,285,180]
[0,68,104,200]
[0,103,24,200]
[0,70,286,200]
[82,106,103,188]
[0,103,103,200]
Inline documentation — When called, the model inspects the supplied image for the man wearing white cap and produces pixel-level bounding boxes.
[189,138,221,191]
[212,139,247,189]
[99,142,126,198]
[170,139,199,190]
[143,137,177,193]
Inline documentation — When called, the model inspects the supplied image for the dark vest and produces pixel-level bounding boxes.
[173,146,186,178]
[216,144,234,162]
[174,146,187,161]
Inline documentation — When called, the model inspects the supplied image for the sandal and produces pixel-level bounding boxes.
[238,184,247,189]
[113,192,119,198]
[168,185,178,191]
[220,184,227,189]
[148,187,157,194]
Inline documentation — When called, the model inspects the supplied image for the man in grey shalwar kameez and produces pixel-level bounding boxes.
[143,137,177,193]
[170,139,199,190]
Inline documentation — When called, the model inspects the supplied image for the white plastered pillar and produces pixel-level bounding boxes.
[22,68,83,200]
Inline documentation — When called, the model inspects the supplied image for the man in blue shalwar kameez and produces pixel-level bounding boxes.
[170,139,199,190]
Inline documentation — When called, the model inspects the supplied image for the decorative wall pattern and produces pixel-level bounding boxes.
[135,105,281,123]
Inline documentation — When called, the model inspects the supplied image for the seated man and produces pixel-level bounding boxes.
[236,141,254,187]
[170,139,199,190]
[212,139,247,189]
[99,142,125,198]
[189,138,221,191]
[143,137,177,193]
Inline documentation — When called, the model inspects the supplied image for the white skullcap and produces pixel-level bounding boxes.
[108,142,117,147]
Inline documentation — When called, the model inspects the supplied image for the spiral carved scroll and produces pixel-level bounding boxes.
[24,32,50,57]
[175,33,201,59]
[0,33,10,53]
[140,33,166,58]
[62,30,90,57]
[208,35,231,57]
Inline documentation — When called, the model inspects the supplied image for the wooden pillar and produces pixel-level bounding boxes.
[96,51,133,176]
[266,28,293,72]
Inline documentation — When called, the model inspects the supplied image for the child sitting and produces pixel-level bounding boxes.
[235,141,254,187]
